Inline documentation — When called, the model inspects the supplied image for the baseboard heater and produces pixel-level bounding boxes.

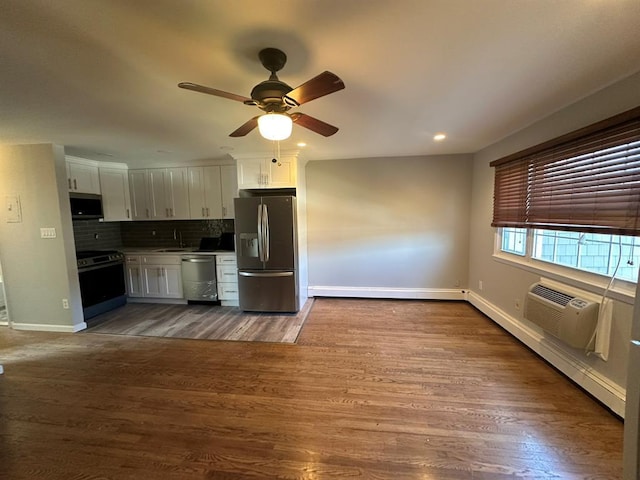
[524,281,599,349]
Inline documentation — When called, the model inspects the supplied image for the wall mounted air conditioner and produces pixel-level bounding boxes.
[524,281,599,349]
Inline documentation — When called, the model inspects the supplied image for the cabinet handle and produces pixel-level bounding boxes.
[206,207,210,217]
[201,207,205,217]
[68,178,72,189]
[166,208,169,217]
[170,208,173,217]
[222,206,226,217]
[73,179,77,190]
[126,209,130,219]
[146,208,150,218]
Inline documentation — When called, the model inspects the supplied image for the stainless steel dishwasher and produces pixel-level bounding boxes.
[181,255,218,302]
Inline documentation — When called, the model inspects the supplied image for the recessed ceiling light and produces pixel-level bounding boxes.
[297,142,307,147]
[433,133,447,141]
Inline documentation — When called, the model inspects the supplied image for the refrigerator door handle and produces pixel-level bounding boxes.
[263,204,270,263]
[257,204,264,262]
[239,271,294,277]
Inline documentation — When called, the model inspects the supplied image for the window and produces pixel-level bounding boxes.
[491,106,640,235]
[492,107,640,287]
[499,227,640,283]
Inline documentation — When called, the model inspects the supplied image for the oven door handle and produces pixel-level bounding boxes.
[77,261,124,273]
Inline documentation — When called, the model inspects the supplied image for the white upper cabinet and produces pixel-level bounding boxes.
[129,168,190,220]
[188,166,223,219]
[220,165,238,219]
[236,156,296,189]
[66,156,101,194]
[99,166,131,221]
[129,170,151,220]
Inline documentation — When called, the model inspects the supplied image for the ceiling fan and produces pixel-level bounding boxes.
[178,48,345,140]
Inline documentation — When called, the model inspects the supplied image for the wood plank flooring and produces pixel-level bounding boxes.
[86,299,314,343]
[0,298,623,479]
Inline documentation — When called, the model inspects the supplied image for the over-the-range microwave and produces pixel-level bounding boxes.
[69,192,103,219]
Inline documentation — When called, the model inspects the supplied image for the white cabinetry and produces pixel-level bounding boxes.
[220,165,238,219]
[129,168,190,220]
[99,166,131,221]
[125,255,144,297]
[188,166,222,219]
[236,156,296,189]
[125,255,183,299]
[216,254,238,306]
[66,156,101,194]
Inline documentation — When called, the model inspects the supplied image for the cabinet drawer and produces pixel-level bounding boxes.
[216,265,237,283]
[142,255,181,265]
[125,255,141,264]
[218,283,239,300]
[215,254,237,266]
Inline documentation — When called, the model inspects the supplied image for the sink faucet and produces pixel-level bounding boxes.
[173,229,184,247]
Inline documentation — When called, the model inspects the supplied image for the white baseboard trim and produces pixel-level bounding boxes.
[11,321,88,333]
[467,290,626,417]
[308,286,467,301]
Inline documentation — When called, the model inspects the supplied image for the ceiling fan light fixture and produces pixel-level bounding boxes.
[258,113,293,141]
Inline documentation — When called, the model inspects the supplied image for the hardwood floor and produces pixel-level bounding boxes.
[0,298,623,479]
[85,299,313,343]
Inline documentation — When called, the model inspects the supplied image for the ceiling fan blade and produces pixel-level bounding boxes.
[284,71,345,106]
[178,82,254,104]
[290,112,339,137]
[229,116,260,137]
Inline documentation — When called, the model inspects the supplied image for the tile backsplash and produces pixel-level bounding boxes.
[120,219,234,248]
[73,219,123,251]
[73,219,234,251]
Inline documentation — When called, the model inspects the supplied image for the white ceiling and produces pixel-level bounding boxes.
[1,0,640,168]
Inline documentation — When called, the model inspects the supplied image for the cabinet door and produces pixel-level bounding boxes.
[125,264,143,297]
[129,170,150,220]
[68,161,101,194]
[147,169,169,219]
[142,265,164,297]
[266,157,296,187]
[166,168,190,219]
[162,265,183,298]
[220,165,238,219]
[100,168,131,221]
[203,166,223,219]
[187,167,206,219]
[237,158,264,189]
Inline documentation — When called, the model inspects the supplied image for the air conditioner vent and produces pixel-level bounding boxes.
[524,281,599,349]
[530,284,574,307]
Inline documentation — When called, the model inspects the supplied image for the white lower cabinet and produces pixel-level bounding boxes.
[125,253,237,304]
[125,255,144,297]
[125,255,183,299]
[215,254,238,306]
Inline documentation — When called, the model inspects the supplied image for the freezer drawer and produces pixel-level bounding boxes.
[238,270,298,313]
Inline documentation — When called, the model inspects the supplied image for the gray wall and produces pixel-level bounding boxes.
[468,70,640,413]
[306,155,473,294]
[0,144,83,331]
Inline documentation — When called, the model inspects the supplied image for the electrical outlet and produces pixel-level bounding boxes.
[479,280,483,291]
[62,298,69,309]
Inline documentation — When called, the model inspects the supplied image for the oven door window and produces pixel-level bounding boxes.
[78,263,125,308]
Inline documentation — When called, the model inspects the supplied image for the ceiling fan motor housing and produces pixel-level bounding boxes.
[250,79,293,113]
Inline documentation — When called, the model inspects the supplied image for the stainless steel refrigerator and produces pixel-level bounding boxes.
[234,195,298,312]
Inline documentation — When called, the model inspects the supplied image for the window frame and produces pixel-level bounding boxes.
[494,227,637,304]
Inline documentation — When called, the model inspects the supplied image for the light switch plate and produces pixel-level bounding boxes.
[40,227,57,238]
